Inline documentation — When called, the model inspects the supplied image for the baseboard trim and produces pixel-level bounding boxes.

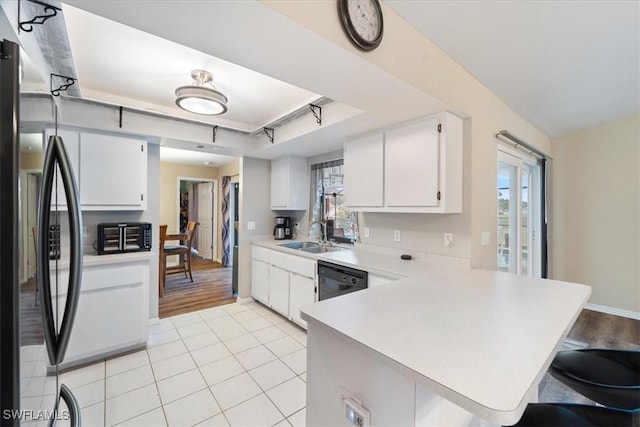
[584,303,640,320]
[236,296,254,305]
[148,317,161,325]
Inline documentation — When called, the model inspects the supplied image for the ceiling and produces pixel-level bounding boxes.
[16,1,637,166]
[386,0,639,138]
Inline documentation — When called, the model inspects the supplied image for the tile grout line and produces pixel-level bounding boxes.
[70,302,307,426]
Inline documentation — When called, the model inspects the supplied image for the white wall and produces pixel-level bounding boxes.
[159,161,219,234]
[264,1,551,269]
[237,157,272,299]
[552,114,639,314]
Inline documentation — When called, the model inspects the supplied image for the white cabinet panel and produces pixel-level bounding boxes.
[344,112,463,213]
[53,260,149,369]
[385,118,439,207]
[268,265,290,316]
[251,259,269,305]
[344,133,384,208]
[270,157,288,208]
[270,250,316,279]
[80,132,147,210]
[289,274,315,329]
[271,156,309,210]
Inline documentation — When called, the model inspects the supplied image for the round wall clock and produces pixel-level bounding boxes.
[337,0,384,52]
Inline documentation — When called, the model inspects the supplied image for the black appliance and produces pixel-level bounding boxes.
[317,260,368,301]
[1,39,82,425]
[274,216,292,240]
[97,222,152,254]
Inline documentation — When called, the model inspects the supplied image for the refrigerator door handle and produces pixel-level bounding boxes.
[37,135,83,366]
[59,384,82,427]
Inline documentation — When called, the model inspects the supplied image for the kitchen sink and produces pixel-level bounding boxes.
[278,241,320,250]
[278,241,347,253]
[299,245,346,254]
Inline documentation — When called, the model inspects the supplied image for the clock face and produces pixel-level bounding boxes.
[338,0,384,51]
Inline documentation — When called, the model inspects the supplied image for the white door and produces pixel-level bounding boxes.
[497,149,541,277]
[197,182,214,260]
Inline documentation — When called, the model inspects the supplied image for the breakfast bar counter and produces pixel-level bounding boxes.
[300,263,591,426]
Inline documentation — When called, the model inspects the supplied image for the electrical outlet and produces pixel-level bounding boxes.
[481,231,490,246]
[444,233,454,247]
[363,227,370,238]
[294,222,300,232]
[393,230,401,242]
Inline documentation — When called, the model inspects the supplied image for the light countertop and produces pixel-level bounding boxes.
[253,239,591,425]
[49,251,155,269]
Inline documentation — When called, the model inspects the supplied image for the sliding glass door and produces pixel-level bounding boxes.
[497,149,541,277]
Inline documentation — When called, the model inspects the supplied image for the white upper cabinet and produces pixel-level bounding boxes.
[385,117,441,208]
[344,112,463,213]
[80,132,147,211]
[271,155,309,210]
[344,133,384,208]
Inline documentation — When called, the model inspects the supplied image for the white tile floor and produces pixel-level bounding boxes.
[62,301,308,426]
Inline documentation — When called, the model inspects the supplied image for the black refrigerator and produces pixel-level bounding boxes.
[1,39,82,426]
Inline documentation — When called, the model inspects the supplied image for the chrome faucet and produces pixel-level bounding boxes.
[308,221,327,243]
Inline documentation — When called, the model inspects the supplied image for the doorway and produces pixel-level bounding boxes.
[176,177,218,261]
[497,148,542,277]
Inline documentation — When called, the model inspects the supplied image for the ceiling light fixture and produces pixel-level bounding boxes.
[175,70,228,115]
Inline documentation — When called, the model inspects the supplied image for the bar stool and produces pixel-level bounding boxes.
[550,349,640,410]
[511,403,638,426]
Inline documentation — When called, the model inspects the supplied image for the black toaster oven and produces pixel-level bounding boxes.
[97,222,152,255]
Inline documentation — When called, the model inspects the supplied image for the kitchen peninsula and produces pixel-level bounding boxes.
[300,256,591,426]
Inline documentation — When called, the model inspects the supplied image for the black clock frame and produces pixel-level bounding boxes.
[337,0,384,52]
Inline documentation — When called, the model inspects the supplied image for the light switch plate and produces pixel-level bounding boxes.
[481,231,490,246]
[363,227,370,238]
[247,221,256,230]
[444,233,454,247]
[393,230,401,242]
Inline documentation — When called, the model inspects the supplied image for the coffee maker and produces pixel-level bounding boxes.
[274,216,292,240]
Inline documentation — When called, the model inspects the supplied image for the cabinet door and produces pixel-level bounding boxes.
[385,118,440,207]
[344,133,384,207]
[270,157,288,209]
[289,273,315,329]
[45,128,80,210]
[268,265,289,316]
[251,259,269,305]
[80,132,147,210]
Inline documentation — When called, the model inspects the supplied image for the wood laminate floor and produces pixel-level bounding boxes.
[20,278,44,346]
[538,308,640,405]
[159,256,236,319]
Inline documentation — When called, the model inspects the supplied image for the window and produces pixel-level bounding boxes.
[310,159,358,243]
[497,148,542,277]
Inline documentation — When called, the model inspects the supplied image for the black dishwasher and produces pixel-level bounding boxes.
[317,260,368,301]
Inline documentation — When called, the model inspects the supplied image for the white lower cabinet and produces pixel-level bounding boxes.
[268,265,290,317]
[251,259,269,305]
[289,273,315,328]
[251,245,316,330]
[53,256,150,369]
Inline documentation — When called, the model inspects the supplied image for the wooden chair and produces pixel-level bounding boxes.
[164,221,198,283]
[159,224,167,298]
